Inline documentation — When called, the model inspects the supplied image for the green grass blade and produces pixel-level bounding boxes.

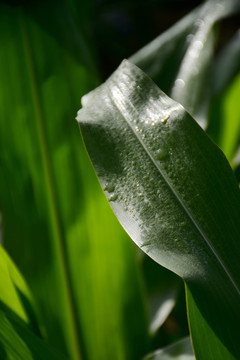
[143,337,194,360]
[77,59,240,359]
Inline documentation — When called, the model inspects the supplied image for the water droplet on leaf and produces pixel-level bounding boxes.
[109,193,118,202]
[104,182,115,193]
[155,148,168,161]
[161,115,170,124]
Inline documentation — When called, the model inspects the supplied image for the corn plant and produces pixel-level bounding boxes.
[0,0,240,359]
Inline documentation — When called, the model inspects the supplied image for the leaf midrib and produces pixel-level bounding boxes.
[106,79,240,297]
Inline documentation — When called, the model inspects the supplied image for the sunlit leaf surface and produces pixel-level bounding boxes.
[78,60,240,359]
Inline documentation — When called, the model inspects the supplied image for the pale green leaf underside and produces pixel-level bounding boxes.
[143,337,194,360]
[77,60,240,359]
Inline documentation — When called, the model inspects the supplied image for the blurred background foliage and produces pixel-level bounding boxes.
[0,0,239,359]
[91,0,239,76]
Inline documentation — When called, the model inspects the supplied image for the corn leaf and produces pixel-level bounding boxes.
[0,3,147,360]
[77,60,240,359]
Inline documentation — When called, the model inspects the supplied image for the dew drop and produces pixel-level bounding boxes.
[155,148,168,161]
[174,78,185,89]
[104,182,115,193]
[141,240,151,248]
[161,115,170,124]
[186,34,194,43]
[194,18,204,28]
[109,193,118,202]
